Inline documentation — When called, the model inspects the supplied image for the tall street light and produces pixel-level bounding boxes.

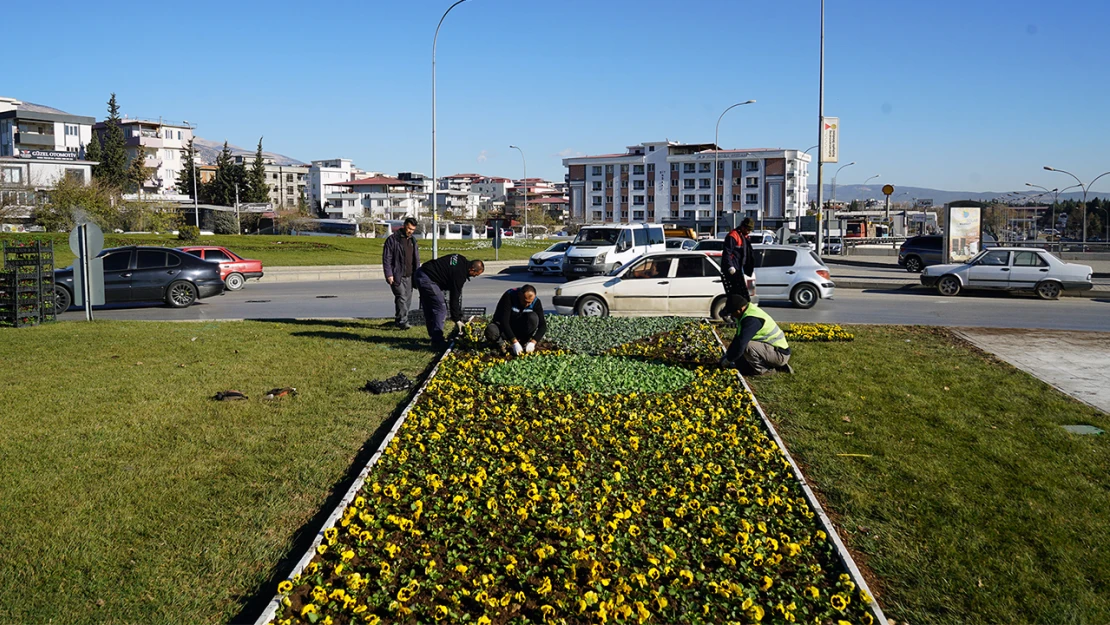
[712,100,756,234]
[1026,182,1079,243]
[183,120,198,229]
[815,0,826,254]
[432,0,469,259]
[803,145,819,156]
[1044,166,1110,244]
[827,161,854,241]
[509,145,527,238]
[863,174,880,186]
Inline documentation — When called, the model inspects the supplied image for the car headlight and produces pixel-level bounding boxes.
[555,287,562,296]
[595,253,607,265]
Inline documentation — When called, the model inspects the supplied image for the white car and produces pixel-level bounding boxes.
[527,241,570,275]
[752,244,836,309]
[785,234,816,251]
[553,252,736,318]
[920,247,1093,300]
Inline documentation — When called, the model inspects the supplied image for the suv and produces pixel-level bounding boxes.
[898,235,944,272]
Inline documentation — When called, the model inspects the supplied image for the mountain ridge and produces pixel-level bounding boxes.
[192,137,305,167]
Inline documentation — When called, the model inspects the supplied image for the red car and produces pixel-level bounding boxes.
[176,246,264,291]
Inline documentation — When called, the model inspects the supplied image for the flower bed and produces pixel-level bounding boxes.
[781,323,854,342]
[269,320,877,625]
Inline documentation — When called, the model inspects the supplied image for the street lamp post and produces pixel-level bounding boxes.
[432,0,469,259]
[828,161,855,241]
[712,100,756,235]
[1044,166,1110,244]
[509,145,527,238]
[863,174,880,186]
[815,0,826,256]
[183,120,199,229]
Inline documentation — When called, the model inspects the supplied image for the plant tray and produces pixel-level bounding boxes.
[407,306,487,325]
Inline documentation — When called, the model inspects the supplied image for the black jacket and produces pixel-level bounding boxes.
[493,288,546,343]
[419,254,472,321]
[722,229,755,278]
[382,230,420,280]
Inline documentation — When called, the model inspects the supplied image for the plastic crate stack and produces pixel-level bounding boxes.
[1,240,56,327]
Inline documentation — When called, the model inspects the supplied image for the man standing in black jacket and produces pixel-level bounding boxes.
[721,217,756,302]
[382,218,420,329]
[414,253,485,348]
[485,284,546,356]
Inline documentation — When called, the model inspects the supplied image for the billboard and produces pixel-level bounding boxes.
[820,117,839,163]
[945,204,982,263]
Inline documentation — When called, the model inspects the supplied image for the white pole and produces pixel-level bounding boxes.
[815,0,826,255]
[433,0,469,259]
[714,100,755,238]
[510,145,527,237]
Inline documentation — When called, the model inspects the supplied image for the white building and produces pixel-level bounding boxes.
[470,176,514,203]
[307,158,355,213]
[92,117,192,197]
[563,140,810,234]
[1,98,97,218]
[233,154,308,209]
[328,176,425,221]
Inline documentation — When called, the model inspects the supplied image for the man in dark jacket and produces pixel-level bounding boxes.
[414,253,485,348]
[720,295,792,375]
[485,285,546,356]
[721,217,756,302]
[382,218,420,329]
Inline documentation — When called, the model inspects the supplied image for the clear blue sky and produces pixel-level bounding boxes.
[8,0,1108,194]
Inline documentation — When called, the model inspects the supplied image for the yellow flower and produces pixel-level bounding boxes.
[477,618,491,625]
[300,604,317,618]
[455,564,469,575]
[341,549,355,562]
[831,593,849,610]
[760,575,773,591]
[629,524,641,537]
[277,580,292,594]
[806,586,819,599]
[746,604,765,621]
[433,605,449,621]
[316,544,327,555]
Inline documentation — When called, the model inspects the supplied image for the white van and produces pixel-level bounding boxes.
[563,223,666,278]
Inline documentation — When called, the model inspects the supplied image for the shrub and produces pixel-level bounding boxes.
[210,211,239,235]
[177,226,200,241]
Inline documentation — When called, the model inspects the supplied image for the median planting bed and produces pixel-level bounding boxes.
[269,318,879,624]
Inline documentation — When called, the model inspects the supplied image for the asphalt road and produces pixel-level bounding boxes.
[57,274,1110,332]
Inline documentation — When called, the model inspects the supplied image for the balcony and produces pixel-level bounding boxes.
[15,132,55,147]
[126,135,163,148]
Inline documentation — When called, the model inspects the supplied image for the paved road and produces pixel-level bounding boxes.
[58,275,1110,332]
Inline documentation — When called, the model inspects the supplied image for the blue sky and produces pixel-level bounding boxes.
[9,0,1109,194]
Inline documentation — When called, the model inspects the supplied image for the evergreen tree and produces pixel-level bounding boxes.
[207,141,238,206]
[127,146,153,194]
[249,137,269,203]
[176,138,200,199]
[85,132,102,178]
[98,93,129,190]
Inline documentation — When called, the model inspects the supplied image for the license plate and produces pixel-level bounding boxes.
[574,267,587,272]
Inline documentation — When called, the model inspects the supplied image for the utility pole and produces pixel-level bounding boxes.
[815,0,826,255]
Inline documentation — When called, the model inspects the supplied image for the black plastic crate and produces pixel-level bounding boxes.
[407,306,487,325]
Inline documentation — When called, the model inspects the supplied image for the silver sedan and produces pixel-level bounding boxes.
[920,247,1093,300]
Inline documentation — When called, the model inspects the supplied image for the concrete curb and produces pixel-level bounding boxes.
[832,279,1109,298]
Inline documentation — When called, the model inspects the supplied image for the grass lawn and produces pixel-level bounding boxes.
[0,319,436,624]
[747,325,1110,624]
[0,233,552,269]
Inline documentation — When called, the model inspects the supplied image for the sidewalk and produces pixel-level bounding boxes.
[954,328,1110,415]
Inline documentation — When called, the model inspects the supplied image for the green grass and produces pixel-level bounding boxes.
[0,319,437,624]
[0,233,552,268]
[747,325,1110,624]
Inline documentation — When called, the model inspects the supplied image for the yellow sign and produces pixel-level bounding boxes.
[882,184,894,196]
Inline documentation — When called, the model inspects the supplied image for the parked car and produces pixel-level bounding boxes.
[920,248,1093,300]
[752,244,835,309]
[665,237,698,251]
[177,245,264,290]
[54,246,225,310]
[693,238,724,258]
[553,252,737,318]
[897,234,945,272]
[823,236,844,255]
[750,230,778,245]
[785,234,816,251]
[527,241,571,275]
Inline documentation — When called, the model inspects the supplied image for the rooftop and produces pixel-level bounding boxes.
[335,176,414,187]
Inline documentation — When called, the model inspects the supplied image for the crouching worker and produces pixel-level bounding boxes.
[485,284,546,356]
[414,254,485,349]
[720,295,793,375]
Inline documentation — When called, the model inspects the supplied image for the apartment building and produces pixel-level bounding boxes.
[563,140,810,234]
[307,158,356,213]
[328,176,424,220]
[92,117,192,197]
[232,154,308,208]
[0,97,97,198]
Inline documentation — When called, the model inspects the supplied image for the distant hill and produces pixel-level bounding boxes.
[807,184,1109,206]
[193,137,304,167]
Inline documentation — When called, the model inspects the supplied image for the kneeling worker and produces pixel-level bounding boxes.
[485,284,546,356]
[721,295,793,375]
[414,254,485,348]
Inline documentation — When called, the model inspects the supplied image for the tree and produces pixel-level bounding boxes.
[210,211,239,234]
[127,146,153,195]
[35,177,116,232]
[85,132,102,177]
[176,138,202,200]
[248,137,269,203]
[848,199,860,211]
[207,141,238,206]
[98,93,129,190]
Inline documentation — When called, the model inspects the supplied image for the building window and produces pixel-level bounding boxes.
[746,161,759,171]
[633,180,645,190]
[621,195,628,204]
[647,163,654,173]
[648,146,655,152]
[592,196,602,206]
[592,181,602,190]
[746,177,759,188]
[633,165,644,175]
[699,163,711,172]
[699,178,711,189]
[621,180,628,189]
[732,194,741,202]
[683,163,695,173]
[671,179,678,187]
[633,210,645,219]
[671,194,678,203]
[65,169,85,184]
[633,195,645,205]
[605,165,614,174]
[683,194,695,205]
[286,186,294,195]
[286,174,294,182]
[746,193,758,204]
[671,163,679,171]
[605,180,613,188]
[592,166,602,176]
[699,194,710,205]
[606,196,613,204]
[684,179,695,189]
[1,167,22,184]
[620,164,629,173]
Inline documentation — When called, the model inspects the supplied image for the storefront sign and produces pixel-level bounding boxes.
[18,149,78,161]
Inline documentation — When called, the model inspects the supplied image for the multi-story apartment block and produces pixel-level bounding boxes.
[232,155,308,208]
[0,97,97,197]
[563,140,810,234]
[470,176,513,202]
[93,117,193,197]
[329,176,425,221]
[307,158,355,213]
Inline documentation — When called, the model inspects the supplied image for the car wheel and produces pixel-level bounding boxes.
[710,296,728,320]
[790,284,819,309]
[54,285,72,311]
[904,256,923,273]
[166,281,198,308]
[575,295,608,317]
[1035,280,1062,301]
[225,272,245,291]
[937,275,961,297]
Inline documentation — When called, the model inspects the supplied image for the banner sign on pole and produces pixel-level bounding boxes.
[820,117,839,163]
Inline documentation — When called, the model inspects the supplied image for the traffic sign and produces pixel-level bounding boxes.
[69,221,103,257]
[882,184,895,196]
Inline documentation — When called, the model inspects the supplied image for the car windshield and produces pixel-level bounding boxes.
[610,254,645,276]
[546,242,570,252]
[694,240,723,251]
[574,228,621,245]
